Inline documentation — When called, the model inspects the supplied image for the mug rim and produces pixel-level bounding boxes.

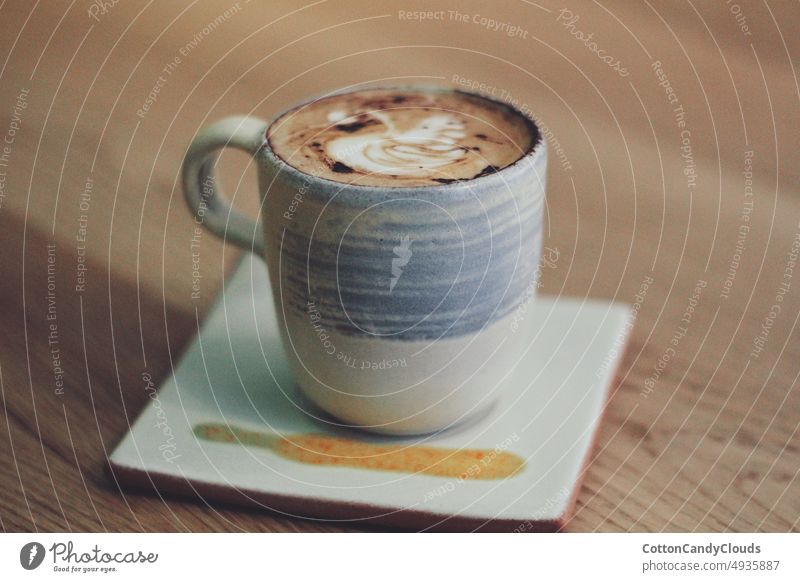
[260,84,546,194]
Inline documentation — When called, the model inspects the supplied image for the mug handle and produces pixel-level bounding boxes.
[182,116,268,255]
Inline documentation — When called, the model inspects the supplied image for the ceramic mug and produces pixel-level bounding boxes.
[182,87,547,435]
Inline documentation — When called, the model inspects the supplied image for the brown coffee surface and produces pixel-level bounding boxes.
[267,88,538,187]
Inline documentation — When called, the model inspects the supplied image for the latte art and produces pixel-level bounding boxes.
[267,88,538,187]
[326,112,467,177]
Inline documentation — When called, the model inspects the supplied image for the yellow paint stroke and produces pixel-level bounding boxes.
[194,423,525,480]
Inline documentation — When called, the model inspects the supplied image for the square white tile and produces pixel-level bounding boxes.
[110,253,631,531]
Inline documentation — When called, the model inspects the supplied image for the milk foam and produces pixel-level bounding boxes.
[325,112,467,177]
[267,88,538,188]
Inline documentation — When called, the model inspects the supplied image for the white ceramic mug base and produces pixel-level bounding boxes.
[282,308,530,435]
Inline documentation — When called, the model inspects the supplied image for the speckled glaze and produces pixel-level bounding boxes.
[184,87,547,435]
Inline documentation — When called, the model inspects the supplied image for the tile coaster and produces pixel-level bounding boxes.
[110,253,631,531]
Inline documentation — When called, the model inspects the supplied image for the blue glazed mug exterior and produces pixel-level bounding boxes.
[183,87,547,434]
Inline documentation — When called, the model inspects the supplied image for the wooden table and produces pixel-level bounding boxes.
[1,0,798,532]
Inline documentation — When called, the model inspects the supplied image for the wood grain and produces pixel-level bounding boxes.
[0,0,798,532]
